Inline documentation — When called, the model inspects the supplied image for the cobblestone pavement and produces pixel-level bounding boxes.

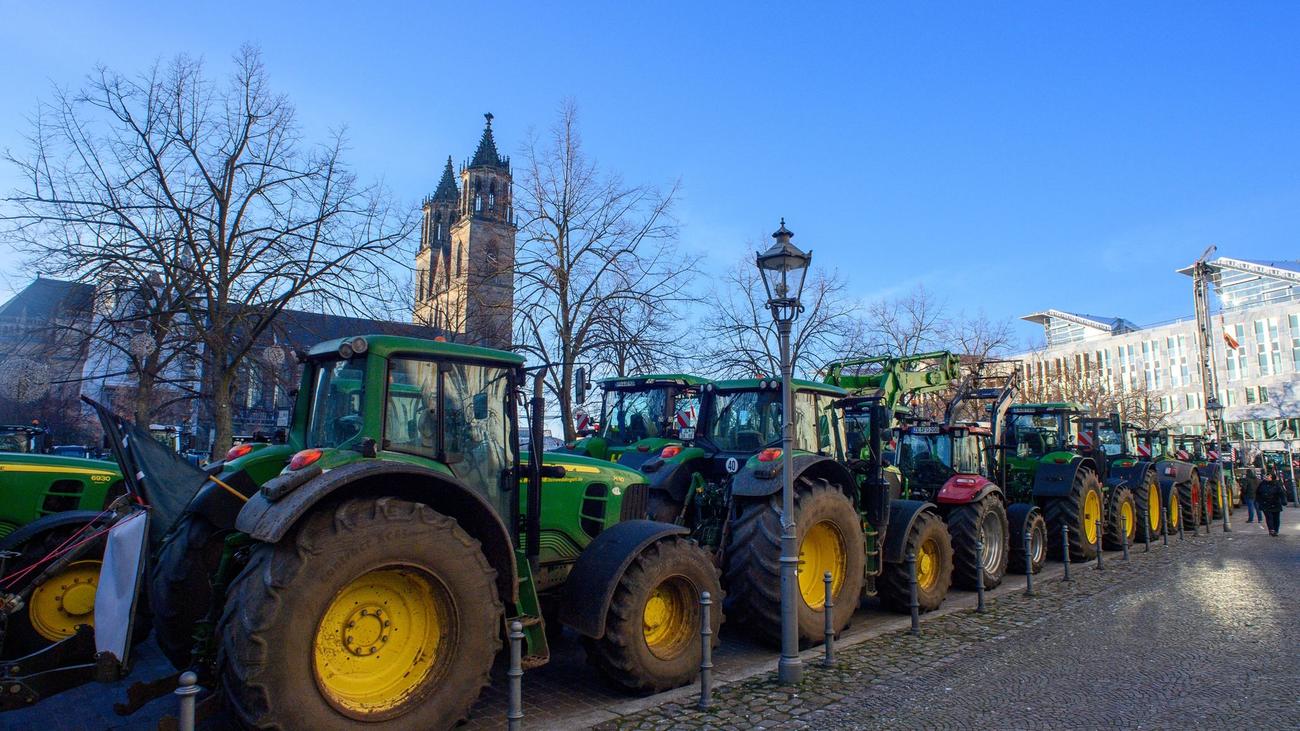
[595,518,1300,730]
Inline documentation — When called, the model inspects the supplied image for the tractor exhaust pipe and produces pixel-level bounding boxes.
[526,369,546,567]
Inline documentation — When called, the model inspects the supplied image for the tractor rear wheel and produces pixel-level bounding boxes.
[150,513,229,669]
[1132,471,1161,542]
[1007,503,1046,574]
[1165,484,1182,534]
[1043,468,1104,561]
[947,497,1008,590]
[723,478,864,647]
[1177,475,1202,529]
[1202,481,1215,524]
[585,536,722,693]
[1103,487,1137,550]
[219,498,501,730]
[878,511,953,612]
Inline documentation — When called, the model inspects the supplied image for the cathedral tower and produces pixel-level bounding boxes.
[414,114,516,350]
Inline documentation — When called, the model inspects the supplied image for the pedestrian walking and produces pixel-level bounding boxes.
[1257,469,1286,537]
[1243,468,1261,523]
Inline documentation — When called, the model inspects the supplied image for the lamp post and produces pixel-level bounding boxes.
[1281,428,1298,506]
[756,218,812,686]
[1206,398,1230,531]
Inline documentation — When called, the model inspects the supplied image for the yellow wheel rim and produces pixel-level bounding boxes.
[1121,500,1136,540]
[642,575,694,660]
[1147,483,1161,533]
[313,567,448,719]
[1169,491,1180,528]
[798,520,846,608]
[916,537,940,590]
[1082,490,1102,545]
[29,560,99,642]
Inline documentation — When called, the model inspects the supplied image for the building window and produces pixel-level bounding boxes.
[1259,386,1269,403]
[1246,387,1256,405]
[244,363,264,409]
[1290,314,1300,371]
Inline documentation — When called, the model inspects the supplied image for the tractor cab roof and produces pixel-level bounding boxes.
[0,424,46,436]
[597,374,710,389]
[307,335,525,367]
[1008,402,1089,415]
[707,378,847,398]
[899,420,991,437]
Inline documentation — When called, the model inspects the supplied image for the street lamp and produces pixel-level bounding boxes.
[1205,397,1231,531]
[1282,427,1298,506]
[756,218,811,686]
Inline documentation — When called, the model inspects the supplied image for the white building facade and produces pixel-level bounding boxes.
[1017,257,1300,449]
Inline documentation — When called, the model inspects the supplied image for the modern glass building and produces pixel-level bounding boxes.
[1018,257,1300,451]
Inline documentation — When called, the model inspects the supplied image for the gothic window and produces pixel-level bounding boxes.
[486,241,499,267]
[475,195,482,213]
[456,245,463,276]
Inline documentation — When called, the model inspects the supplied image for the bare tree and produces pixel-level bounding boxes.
[946,310,1015,362]
[850,284,950,357]
[514,100,691,440]
[1018,352,1171,429]
[700,258,857,379]
[3,47,416,456]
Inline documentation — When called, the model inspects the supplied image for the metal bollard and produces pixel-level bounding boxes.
[823,571,835,666]
[1121,512,1130,561]
[974,540,987,612]
[175,671,199,731]
[907,550,920,636]
[1177,504,1185,542]
[507,621,524,730]
[1144,506,1152,553]
[1023,531,1035,596]
[1094,519,1104,571]
[1162,500,1170,546]
[1221,482,1232,533]
[1060,525,1072,582]
[698,591,713,710]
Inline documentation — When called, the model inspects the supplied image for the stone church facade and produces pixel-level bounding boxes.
[413,114,516,350]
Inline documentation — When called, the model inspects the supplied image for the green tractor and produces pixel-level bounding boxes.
[1173,434,1228,523]
[639,374,953,644]
[0,423,50,454]
[0,435,126,658]
[1133,428,1200,531]
[1076,415,1162,546]
[563,374,707,468]
[997,403,1117,562]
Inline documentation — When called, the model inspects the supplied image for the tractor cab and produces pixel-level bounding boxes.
[893,421,991,502]
[1172,434,1208,464]
[997,403,1088,498]
[0,424,48,454]
[1133,428,1174,461]
[568,374,707,467]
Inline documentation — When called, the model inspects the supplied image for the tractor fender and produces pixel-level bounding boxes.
[0,510,106,552]
[1154,460,1195,492]
[643,456,700,503]
[729,454,857,499]
[236,460,519,605]
[882,499,936,564]
[935,475,1002,506]
[182,467,268,532]
[1196,463,1222,485]
[559,519,689,639]
[1105,461,1150,491]
[1031,457,1094,499]
[1006,502,1042,542]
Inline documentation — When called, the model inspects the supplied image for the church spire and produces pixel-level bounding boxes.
[469,112,507,169]
[433,156,458,201]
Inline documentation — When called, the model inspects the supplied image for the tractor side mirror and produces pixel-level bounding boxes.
[575,367,587,405]
[472,393,489,420]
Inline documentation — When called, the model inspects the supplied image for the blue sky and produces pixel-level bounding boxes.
[2,1,1298,348]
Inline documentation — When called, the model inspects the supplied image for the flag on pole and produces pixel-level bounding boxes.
[1221,316,1239,350]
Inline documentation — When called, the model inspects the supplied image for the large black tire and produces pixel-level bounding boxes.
[149,512,230,669]
[947,497,1009,590]
[585,536,722,694]
[878,510,953,613]
[1006,503,1046,575]
[1103,487,1137,550]
[219,498,502,730]
[1177,474,1203,529]
[1162,483,1183,535]
[1043,467,1104,561]
[723,478,865,647]
[0,524,109,659]
[1131,470,1162,543]
[1201,480,1215,525]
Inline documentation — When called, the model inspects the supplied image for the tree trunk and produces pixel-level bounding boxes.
[133,370,154,428]
[210,366,237,461]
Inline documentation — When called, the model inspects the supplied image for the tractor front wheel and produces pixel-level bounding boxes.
[1132,471,1162,542]
[723,478,865,647]
[878,511,953,612]
[1,522,107,659]
[1007,503,1046,574]
[1103,487,1137,550]
[219,498,501,730]
[947,497,1008,590]
[1043,468,1104,561]
[585,536,722,694]
[149,513,229,669]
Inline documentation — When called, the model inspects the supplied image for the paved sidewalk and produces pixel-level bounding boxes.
[592,519,1299,730]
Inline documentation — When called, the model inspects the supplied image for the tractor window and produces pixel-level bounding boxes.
[306,358,367,449]
[598,388,669,447]
[707,389,781,452]
[897,431,955,484]
[1093,424,1125,456]
[384,358,438,457]
[953,434,982,474]
[441,361,515,503]
[1006,412,1064,458]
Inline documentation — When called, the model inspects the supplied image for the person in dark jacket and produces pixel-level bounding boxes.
[1257,469,1287,536]
[1243,468,1261,523]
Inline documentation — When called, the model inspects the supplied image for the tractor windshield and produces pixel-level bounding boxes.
[1093,423,1125,456]
[599,387,669,446]
[897,431,955,485]
[306,358,367,449]
[705,389,831,454]
[0,429,36,453]
[1006,412,1065,458]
